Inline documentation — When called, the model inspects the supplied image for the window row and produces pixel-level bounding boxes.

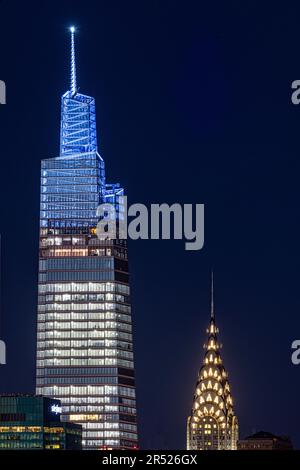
[36,358,134,368]
[38,340,132,349]
[38,312,131,323]
[39,385,135,398]
[41,192,99,202]
[37,331,132,341]
[50,395,135,406]
[41,367,118,376]
[36,349,133,359]
[37,376,119,385]
[43,293,126,302]
[38,303,130,314]
[37,321,132,332]
[40,271,115,282]
[39,282,129,295]
[40,257,113,271]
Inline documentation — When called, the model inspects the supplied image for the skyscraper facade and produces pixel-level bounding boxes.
[35,28,138,450]
[186,276,238,450]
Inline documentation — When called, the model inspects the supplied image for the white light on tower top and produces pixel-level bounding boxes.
[69,26,77,96]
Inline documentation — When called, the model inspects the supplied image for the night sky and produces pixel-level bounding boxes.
[0,0,300,449]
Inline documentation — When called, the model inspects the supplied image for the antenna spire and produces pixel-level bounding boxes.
[211,270,214,320]
[70,26,77,96]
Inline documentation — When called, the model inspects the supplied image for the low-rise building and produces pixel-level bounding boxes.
[237,431,293,450]
[0,395,82,450]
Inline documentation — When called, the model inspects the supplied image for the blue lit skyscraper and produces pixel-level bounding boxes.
[35,28,138,450]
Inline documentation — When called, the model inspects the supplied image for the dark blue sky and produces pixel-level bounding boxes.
[1,0,300,449]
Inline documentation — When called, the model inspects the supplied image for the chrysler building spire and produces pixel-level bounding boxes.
[187,277,239,450]
[210,270,214,320]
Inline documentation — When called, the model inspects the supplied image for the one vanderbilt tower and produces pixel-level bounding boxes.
[35,27,138,450]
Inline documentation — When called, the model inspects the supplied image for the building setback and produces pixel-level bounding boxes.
[237,431,293,450]
[0,395,81,450]
[186,275,239,450]
[35,28,138,449]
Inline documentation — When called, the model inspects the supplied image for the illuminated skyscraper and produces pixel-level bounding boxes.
[35,28,138,450]
[186,275,238,450]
